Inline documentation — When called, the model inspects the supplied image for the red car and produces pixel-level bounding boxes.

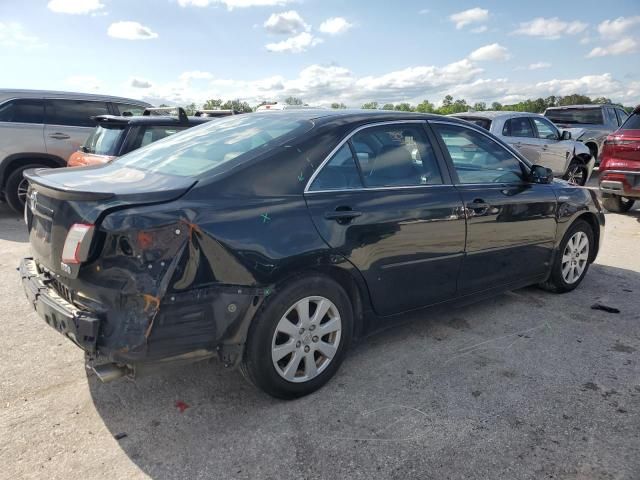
[599,105,640,212]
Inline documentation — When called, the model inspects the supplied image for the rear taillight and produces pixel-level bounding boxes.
[604,138,636,146]
[61,223,95,264]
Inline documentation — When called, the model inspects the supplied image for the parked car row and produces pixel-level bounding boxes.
[450,111,594,186]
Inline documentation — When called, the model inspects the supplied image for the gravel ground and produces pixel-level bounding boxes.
[1,185,639,480]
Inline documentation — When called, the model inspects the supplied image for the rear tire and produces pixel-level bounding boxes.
[241,275,353,399]
[601,194,635,213]
[563,159,588,186]
[539,219,594,293]
[5,164,46,214]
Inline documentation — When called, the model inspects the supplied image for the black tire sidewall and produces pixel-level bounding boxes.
[5,164,42,213]
[243,275,353,399]
[564,159,588,186]
[549,220,594,292]
[602,195,634,213]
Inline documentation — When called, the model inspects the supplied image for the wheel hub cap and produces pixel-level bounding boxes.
[271,296,342,383]
[561,231,589,284]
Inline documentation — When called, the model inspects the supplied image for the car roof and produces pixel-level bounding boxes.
[251,108,467,125]
[545,104,606,110]
[94,114,212,126]
[449,110,543,120]
[0,88,150,106]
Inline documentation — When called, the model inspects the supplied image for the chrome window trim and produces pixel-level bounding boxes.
[306,184,453,195]
[428,119,532,173]
[304,120,430,194]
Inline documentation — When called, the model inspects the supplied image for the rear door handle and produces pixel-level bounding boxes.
[324,208,362,223]
[48,133,70,140]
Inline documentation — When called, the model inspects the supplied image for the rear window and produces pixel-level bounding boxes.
[46,99,110,127]
[0,99,45,124]
[457,117,492,130]
[115,114,312,177]
[621,113,640,130]
[545,108,603,125]
[83,125,126,155]
[126,125,189,151]
[115,103,147,116]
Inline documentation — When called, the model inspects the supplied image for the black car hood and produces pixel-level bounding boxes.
[24,163,196,203]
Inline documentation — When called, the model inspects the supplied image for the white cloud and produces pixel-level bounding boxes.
[66,75,103,92]
[264,11,308,34]
[130,78,153,88]
[265,32,322,53]
[0,22,45,49]
[178,0,292,9]
[468,43,510,61]
[318,17,353,35]
[598,16,640,37]
[179,71,214,81]
[47,0,104,14]
[513,17,587,39]
[528,62,551,70]
[450,7,489,29]
[107,21,158,40]
[587,37,638,58]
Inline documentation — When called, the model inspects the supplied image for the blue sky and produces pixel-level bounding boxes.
[1,0,639,107]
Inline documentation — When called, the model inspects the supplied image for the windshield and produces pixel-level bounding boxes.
[545,108,603,125]
[115,114,312,177]
[84,125,126,155]
[457,117,492,130]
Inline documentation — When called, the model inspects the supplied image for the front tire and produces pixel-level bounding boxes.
[5,164,46,213]
[601,194,635,213]
[241,275,353,399]
[539,219,594,293]
[563,159,588,186]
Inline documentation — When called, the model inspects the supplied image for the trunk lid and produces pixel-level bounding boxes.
[602,130,640,168]
[24,163,195,277]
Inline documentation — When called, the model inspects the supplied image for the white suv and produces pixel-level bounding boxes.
[0,89,150,213]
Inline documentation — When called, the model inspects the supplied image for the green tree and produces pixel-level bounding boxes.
[442,95,454,107]
[473,102,486,112]
[221,99,253,113]
[285,96,304,106]
[415,100,435,113]
[558,94,592,106]
[203,99,223,110]
[394,102,414,112]
[592,96,612,104]
[382,103,395,110]
[491,102,503,111]
[183,103,197,115]
[330,102,347,109]
[361,101,379,109]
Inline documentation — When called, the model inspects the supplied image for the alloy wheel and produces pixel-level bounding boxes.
[271,296,342,383]
[17,178,29,206]
[566,164,585,186]
[561,231,589,284]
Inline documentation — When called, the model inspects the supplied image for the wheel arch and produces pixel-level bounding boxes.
[1,153,66,189]
[584,141,598,160]
[574,212,601,262]
[272,263,369,340]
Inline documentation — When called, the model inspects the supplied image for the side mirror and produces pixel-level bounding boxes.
[530,165,553,184]
[561,130,572,140]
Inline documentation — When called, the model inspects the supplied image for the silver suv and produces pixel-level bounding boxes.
[544,104,629,162]
[450,111,594,185]
[0,89,150,212]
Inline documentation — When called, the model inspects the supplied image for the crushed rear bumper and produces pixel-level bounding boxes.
[19,257,100,353]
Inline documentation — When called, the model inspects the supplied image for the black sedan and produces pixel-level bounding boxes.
[20,110,604,398]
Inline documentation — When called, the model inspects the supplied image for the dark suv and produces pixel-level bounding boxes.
[68,107,213,167]
[0,89,149,213]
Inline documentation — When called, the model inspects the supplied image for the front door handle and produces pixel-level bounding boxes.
[324,207,362,223]
[48,133,70,140]
[465,199,490,216]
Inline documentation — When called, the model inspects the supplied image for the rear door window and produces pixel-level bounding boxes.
[502,117,534,137]
[615,109,629,126]
[0,99,45,124]
[605,107,619,126]
[309,144,363,191]
[350,124,443,187]
[46,99,110,127]
[621,113,640,130]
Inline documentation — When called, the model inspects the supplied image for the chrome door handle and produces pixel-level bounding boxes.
[465,199,490,216]
[48,133,70,140]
